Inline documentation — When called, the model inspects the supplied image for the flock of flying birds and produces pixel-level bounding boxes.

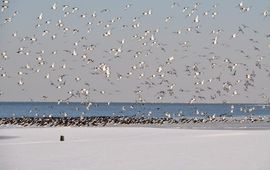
[0,0,270,104]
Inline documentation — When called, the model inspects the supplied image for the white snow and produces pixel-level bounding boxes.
[1,127,270,170]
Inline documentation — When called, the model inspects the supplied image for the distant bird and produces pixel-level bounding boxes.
[37,13,43,20]
[51,3,57,10]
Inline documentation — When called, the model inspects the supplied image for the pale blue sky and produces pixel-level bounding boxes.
[0,0,270,103]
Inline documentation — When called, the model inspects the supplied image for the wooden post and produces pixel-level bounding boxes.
[60,135,64,141]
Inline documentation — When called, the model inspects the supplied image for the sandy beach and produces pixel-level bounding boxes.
[1,127,270,170]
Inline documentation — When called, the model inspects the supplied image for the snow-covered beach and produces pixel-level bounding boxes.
[1,127,270,170]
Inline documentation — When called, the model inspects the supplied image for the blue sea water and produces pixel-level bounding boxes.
[0,102,270,118]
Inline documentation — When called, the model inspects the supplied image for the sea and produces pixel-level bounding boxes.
[0,102,270,118]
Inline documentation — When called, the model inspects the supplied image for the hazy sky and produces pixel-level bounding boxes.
[0,0,270,103]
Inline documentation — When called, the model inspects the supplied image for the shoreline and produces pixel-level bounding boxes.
[1,116,270,130]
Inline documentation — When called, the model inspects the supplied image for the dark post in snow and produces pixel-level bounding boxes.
[60,135,64,141]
